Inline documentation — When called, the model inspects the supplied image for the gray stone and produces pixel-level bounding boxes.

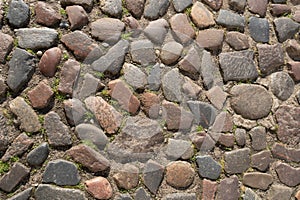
[134,187,151,200]
[166,139,193,160]
[244,188,262,200]
[27,142,49,166]
[143,160,165,194]
[92,40,129,75]
[162,68,184,102]
[271,143,300,163]
[229,0,246,12]
[76,73,103,100]
[267,184,293,200]
[7,0,30,28]
[224,148,250,174]
[144,0,170,20]
[249,126,266,151]
[144,19,169,45]
[9,97,41,132]
[182,76,202,100]
[123,63,147,90]
[100,0,122,18]
[0,32,14,63]
[270,72,295,101]
[196,155,221,180]
[130,39,156,66]
[248,17,269,43]
[115,193,133,200]
[243,172,273,190]
[42,159,80,186]
[0,162,30,192]
[163,193,197,200]
[160,41,183,65]
[44,111,72,147]
[7,187,33,200]
[216,9,245,31]
[210,112,233,132]
[275,162,300,187]
[147,63,164,91]
[274,17,300,42]
[235,128,246,146]
[16,28,58,50]
[187,101,217,128]
[286,39,300,61]
[35,184,87,200]
[0,78,7,100]
[230,84,273,120]
[7,48,36,93]
[251,150,271,172]
[64,98,87,126]
[75,123,108,150]
[216,176,240,200]
[219,50,258,82]
[172,0,192,12]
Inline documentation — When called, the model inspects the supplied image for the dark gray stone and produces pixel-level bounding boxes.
[244,188,262,200]
[219,50,258,82]
[216,176,240,200]
[76,73,103,100]
[144,0,170,20]
[249,126,266,151]
[248,17,269,43]
[166,139,193,160]
[216,9,245,31]
[224,148,250,174]
[274,17,300,42]
[42,159,80,186]
[100,0,122,18]
[35,184,87,200]
[163,193,197,200]
[7,0,30,28]
[130,39,156,66]
[187,101,217,128]
[268,184,293,200]
[251,150,271,172]
[144,19,169,45]
[64,98,87,126]
[134,187,151,200]
[143,160,164,194]
[196,155,221,180]
[270,72,295,101]
[162,68,184,102]
[27,142,49,166]
[7,48,35,93]
[92,40,129,75]
[7,187,33,200]
[147,63,164,91]
[123,63,147,90]
[16,28,58,50]
[172,0,192,12]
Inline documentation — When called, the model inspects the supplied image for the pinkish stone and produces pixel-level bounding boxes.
[271,4,291,17]
[288,61,300,81]
[58,59,81,95]
[35,2,61,27]
[296,190,300,199]
[294,10,300,23]
[202,179,217,200]
[191,2,215,29]
[203,0,222,10]
[39,47,62,77]
[0,32,14,63]
[206,86,228,110]
[140,92,160,119]
[196,29,224,52]
[124,0,145,18]
[66,5,89,30]
[28,79,54,109]
[248,0,268,17]
[85,177,113,200]
[166,161,195,189]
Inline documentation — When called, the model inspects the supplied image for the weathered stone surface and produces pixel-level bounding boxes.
[162,68,184,102]
[160,41,183,65]
[218,133,235,147]
[275,106,300,145]
[215,176,240,200]
[271,143,300,163]
[163,193,197,200]
[169,13,196,44]
[226,31,249,50]
[66,5,88,30]
[219,50,258,82]
[147,63,165,91]
[248,17,269,43]
[143,0,169,20]
[108,79,140,114]
[270,72,295,101]
[115,193,133,200]
[182,76,202,99]
[27,142,49,166]
[248,0,268,17]
[125,0,145,18]
[43,159,80,186]
[134,187,151,200]
[0,32,14,63]
[268,184,293,200]
[216,10,245,31]
[274,17,300,42]
[28,80,54,109]
[202,179,217,200]
[100,0,122,18]
[166,139,193,160]
[286,39,300,61]
[7,48,35,93]
[113,164,139,190]
[211,112,233,133]
[187,101,217,128]
[9,97,41,132]
[58,59,81,95]
[44,111,72,147]
[163,100,194,130]
[16,28,58,50]
[75,124,108,150]
[172,0,192,12]
[228,0,246,12]
[294,9,300,22]
[190,132,216,152]
[291,0,300,4]
[140,92,160,119]
[35,2,61,27]
[85,177,113,200]
[85,96,122,134]
[7,187,33,200]
[191,2,215,29]
[230,84,273,120]
[64,98,87,126]
[166,161,195,189]
[249,126,266,151]
[275,162,300,187]
[60,0,93,11]
[144,19,169,45]
[0,162,30,192]
[39,47,61,77]
[271,4,291,17]
[243,172,273,190]
[0,78,7,100]
[91,18,124,43]
[130,39,155,66]
[76,73,103,100]
[251,150,271,172]
[35,184,87,200]
[196,155,221,180]
[196,29,224,52]
[123,63,147,90]
[244,188,262,200]
[224,148,250,174]
[143,160,164,194]
[7,0,30,28]
[235,128,246,147]
[92,40,129,74]
[203,0,222,10]
[1,133,34,162]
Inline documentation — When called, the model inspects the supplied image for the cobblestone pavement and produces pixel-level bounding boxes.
[0,0,300,199]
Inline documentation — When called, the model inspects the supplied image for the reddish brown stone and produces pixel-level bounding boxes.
[216,176,240,199]
[140,92,160,119]
[226,31,249,50]
[288,61,300,81]
[202,179,217,200]
[85,96,122,134]
[66,5,89,30]
[166,161,195,189]
[251,150,271,172]
[58,59,81,95]
[108,79,140,114]
[60,0,93,12]
[113,164,139,190]
[203,0,222,10]
[85,177,113,200]
[169,13,196,44]
[271,4,291,17]
[218,133,235,147]
[196,29,224,52]
[191,2,215,29]
[35,2,61,27]
[248,0,268,17]
[271,143,300,163]
[243,172,273,190]
[0,32,14,63]
[275,162,300,187]
[28,79,54,109]
[125,0,145,18]
[39,47,62,77]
